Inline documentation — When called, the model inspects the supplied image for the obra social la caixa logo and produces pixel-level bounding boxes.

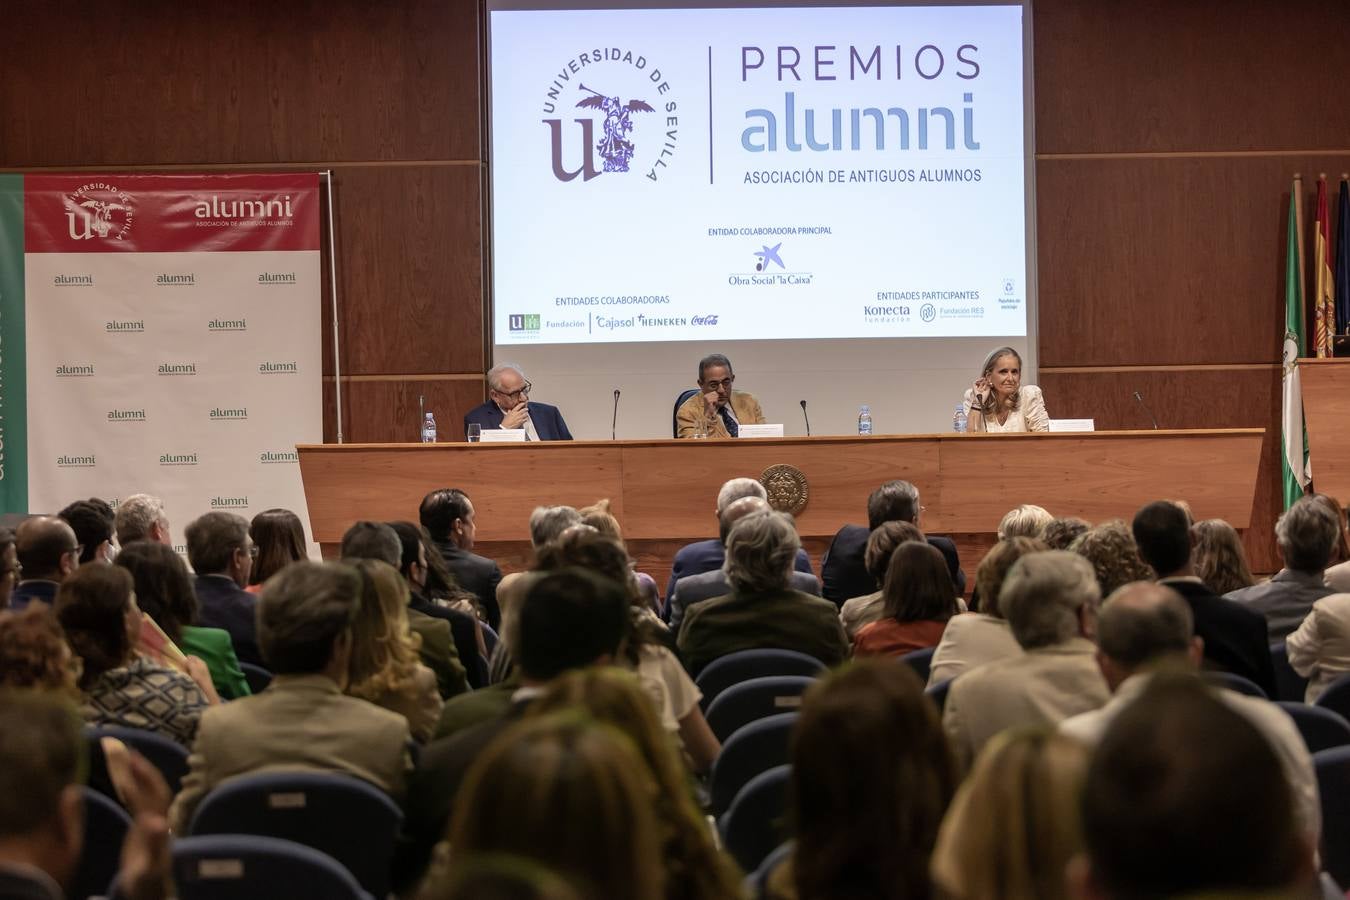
[541,47,679,183]
[64,182,135,241]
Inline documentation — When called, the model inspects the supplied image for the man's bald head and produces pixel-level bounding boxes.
[15,517,79,582]
[719,495,771,545]
[1095,582,1198,690]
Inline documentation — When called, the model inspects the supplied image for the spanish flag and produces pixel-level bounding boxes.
[1314,176,1336,355]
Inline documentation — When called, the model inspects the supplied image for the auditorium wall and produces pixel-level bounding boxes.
[4,0,1349,574]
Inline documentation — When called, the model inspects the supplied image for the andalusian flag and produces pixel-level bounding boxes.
[1314,176,1336,355]
[1284,181,1310,507]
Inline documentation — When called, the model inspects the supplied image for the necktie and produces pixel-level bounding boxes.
[718,406,739,438]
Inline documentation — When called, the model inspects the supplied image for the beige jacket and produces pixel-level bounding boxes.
[675,390,765,438]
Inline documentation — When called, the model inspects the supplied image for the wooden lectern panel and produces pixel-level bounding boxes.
[1300,359,1350,503]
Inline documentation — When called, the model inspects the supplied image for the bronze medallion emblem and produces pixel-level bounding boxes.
[760,464,809,515]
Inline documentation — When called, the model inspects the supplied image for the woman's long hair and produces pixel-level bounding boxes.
[248,508,308,586]
[345,559,423,699]
[974,346,1024,417]
[1191,519,1257,596]
[115,540,198,643]
[54,565,136,689]
[881,541,959,624]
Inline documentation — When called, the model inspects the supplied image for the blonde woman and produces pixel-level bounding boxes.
[963,347,1049,433]
[997,504,1052,541]
[346,559,443,743]
[1190,519,1257,596]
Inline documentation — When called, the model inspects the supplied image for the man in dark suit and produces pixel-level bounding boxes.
[821,480,965,606]
[462,363,572,441]
[185,511,263,667]
[1131,500,1277,696]
[9,516,80,610]
[419,488,502,630]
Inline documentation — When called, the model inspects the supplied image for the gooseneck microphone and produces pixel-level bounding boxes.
[800,399,812,437]
[612,389,621,440]
[1133,391,1159,430]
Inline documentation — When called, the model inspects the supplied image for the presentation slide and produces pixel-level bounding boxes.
[489,3,1027,346]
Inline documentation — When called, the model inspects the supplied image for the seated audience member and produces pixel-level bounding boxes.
[0,527,16,608]
[997,504,1052,540]
[678,511,848,677]
[670,495,821,631]
[440,716,666,900]
[1040,516,1090,551]
[527,669,743,899]
[1190,518,1257,596]
[764,659,957,900]
[494,505,582,640]
[346,558,443,743]
[674,352,765,440]
[1225,496,1338,640]
[169,561,413,832]
[664,477,813,612]
[386,521,475,696]
[853,542,959,657]
[1285,592,1350,703]
[1312,493,1350,591]
[417,857,582,900]
[341,519,401,566]
[928,536,1046,687]
[839,520,925,639]
[420,488,502,630]
[579,499,661,612]
[1130,500,1276,695]
[1069,520,1154,598]
[57,498,117,565]
[943,551,1109,767]
[185,511,262,667]
[11,516,80,610]
[246,507,308,594]
[1069,677,1317,900]
[1061,582,1319,843]
[113,493,172,547]
[56,565,214,746]
[932,729,1089,900]
[821,479,964,604]
[0,691,174,900]
[464,362,574,441]
[115,541,250,700]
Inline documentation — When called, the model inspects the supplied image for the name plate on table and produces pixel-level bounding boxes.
[738,423,785,438]
[478,429,528,443]
[1049,419,1096,432]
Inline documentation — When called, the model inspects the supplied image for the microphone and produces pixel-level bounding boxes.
[1133,391,1159,430]
[612,389,621,440]
[799,399,811,437]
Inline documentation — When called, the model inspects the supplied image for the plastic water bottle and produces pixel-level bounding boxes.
[953,404,969,433]
[857,405,873,436]
[421,412,437,443]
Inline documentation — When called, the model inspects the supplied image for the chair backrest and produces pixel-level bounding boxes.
[1202,670,1269,699]
[1271,642,1311,703]
[706,676,816,742]
[1315,672,1350,722]
[1315,746,1350,887]
[926,678,953,715]
[188,771,402,897]
[673,388,700,437]
[173,835,371,900]
[697,648,826,711]
[901,646,936,683]
[71,787,131,900]
[239,662,273,694]
[746,841,794,900]
[90,725,190,794]
[1279,702,1350,754]
[709,712,797,816]
[719,765,792,872]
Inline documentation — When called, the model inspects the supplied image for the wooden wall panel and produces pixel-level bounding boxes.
[0,0,479,166]
[1034,0,1350,154]
[323,379,485,445]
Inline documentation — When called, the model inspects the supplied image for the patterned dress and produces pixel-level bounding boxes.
[83,656,209,747]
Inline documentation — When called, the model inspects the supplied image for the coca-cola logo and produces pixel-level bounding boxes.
[692,314,719,326]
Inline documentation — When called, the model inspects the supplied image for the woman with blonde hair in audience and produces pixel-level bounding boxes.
[528,668,744,900]
[853,542,959,658]
[1190,519,1257,596]
[928,536,1047,686]
[840,521,925,640]
[346,558,443,743]
[579,498,661,613]
[246,508,308,593]
[1069,521,1154,599]
[442,714,666,900]
[1311,494,1350,591]
[931,728,1089,900]
[765,659,958,900]
[997,504,1052,540]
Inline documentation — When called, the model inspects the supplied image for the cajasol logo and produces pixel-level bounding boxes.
[208,318,246,332]
[55,364,95,377]
[210,496,249,509]
[260,449,300,464]
[56,454,96,468]
[53,274,93,287]
[158,362,197,376]
[159,452,199,466]
[209,407,248,421]
[258,361,298,375]
[156,273,196,286]
[107,408,147,422]
[106,320,145,333]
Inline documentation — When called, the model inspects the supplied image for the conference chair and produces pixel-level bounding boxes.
[173,835,372,900]
[901,646,936,683]
[672,388,699,437]
[696,648,826,711]
[239,662,273,694]
[89,725,190,794]
[1272,642,1311,703]
[709,712,797,816]
[719,765,792,872]
[1316,672,1350,722]
[1202,670,1269,700]
[1277,702,1350,754]
[1314,746,1350,887]
[926,678,954,715]
[188,771,402,898]
[745,841,794,900]
[71,787,130,900]
[705,675,815,742]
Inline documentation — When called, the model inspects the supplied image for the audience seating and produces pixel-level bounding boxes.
[901,646,936,683]
[239,662,273,694]
[89,725,190,794]
[1314,746,1350,887]
[719,765,792,872]
[671,388,700,437]
[1202,671,1269,699]
[172,835,372,900]
[696,649,826,711]
[1271,642,1310,703]
[745,841,794,900]
[926,678,953,715]
[72,787,130,900]
[187,771,402,898]
[709,712,797,816]
[1315,673,1350,722]
[705,675,815,742]
[1277,702,1350,754]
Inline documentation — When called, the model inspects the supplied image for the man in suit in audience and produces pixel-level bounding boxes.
[169,561,413,833]
[419,487,502,630]
[674,353,766,439]
[669,495,821,631]
[113,493,173,548]
[820,479,965,606]
[944,551,1109,766]
[9,517,79,610]
[462,363,573,441]
[1225,496,1338,641]
[185,512,263,667]
[1130,500,1277,695]
[663,477,813,613]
